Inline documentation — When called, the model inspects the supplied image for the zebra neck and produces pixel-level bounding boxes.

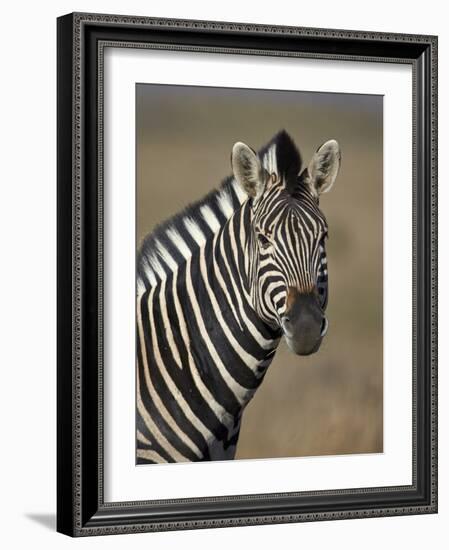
[188,203,281,404]
[212,201,278,341]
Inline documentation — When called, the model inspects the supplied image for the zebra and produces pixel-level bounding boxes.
[136,130,341,464]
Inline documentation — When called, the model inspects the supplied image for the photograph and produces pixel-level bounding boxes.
[135,84,383,464]
[0,0,441,544]
[55,11,437,536]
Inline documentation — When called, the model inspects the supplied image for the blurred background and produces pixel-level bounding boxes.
[136,84,383,459]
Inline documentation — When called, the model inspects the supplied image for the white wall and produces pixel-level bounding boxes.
[0,0,445,547]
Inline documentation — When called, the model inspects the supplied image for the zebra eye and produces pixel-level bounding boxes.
[257,233,272,251]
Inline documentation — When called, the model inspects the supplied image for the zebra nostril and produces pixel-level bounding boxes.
[282,315,293,336]
[320,317,329,337]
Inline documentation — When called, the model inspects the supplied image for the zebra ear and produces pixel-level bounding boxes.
[231,142,266,202]
[303,140,341,196]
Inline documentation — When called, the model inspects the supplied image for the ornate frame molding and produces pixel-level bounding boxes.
[57,12,437,536]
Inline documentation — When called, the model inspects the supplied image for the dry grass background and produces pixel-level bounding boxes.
[136,84,383,459]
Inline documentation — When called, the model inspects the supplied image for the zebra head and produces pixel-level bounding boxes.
[231,131,341,356]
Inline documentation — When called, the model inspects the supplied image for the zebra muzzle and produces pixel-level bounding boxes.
[281,289,327,356]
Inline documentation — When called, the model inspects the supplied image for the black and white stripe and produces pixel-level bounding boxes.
[136,130,337,463]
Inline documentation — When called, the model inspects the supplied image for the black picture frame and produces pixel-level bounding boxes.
[57,12,438,536]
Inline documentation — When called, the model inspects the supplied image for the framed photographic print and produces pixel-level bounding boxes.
[57,12,438,536]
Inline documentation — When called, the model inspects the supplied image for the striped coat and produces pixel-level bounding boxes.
[136,130,341,463]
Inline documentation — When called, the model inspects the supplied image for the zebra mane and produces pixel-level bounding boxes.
[137,130,302,293]
[258,129,302,193]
